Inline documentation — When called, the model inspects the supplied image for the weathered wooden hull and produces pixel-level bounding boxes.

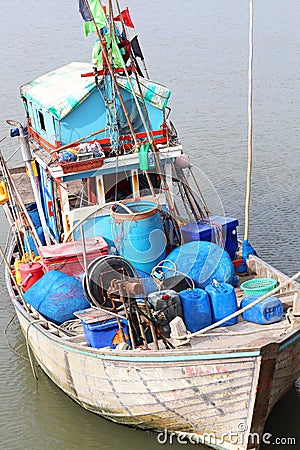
[13,298,300,450]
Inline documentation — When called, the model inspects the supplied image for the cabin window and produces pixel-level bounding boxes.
[22,98,29,115]
[38,111,46,131]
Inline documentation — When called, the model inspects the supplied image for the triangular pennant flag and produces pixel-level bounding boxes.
[114,7,134,28]
[131,35,144,60]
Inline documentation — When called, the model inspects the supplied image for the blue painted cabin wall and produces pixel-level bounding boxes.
[27,101,57,145]
[113,87,165,135]
[25,86,165,146]
[60,89,107,145]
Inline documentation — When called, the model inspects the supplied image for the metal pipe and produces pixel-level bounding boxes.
[6,120,51,245]
[0,147,42,251]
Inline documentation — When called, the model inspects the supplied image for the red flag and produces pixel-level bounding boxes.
[114,7,134,28]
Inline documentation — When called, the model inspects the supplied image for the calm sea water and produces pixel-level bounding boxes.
[0,1,299,449]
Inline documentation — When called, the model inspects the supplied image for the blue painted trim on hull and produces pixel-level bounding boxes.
[279,332,300,351]
[57,341,260,362]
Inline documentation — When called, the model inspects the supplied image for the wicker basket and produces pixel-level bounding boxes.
[240,277,277,297]
[60,157,104,174]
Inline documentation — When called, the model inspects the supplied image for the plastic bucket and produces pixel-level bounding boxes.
[19,261,44,291]
[111,199,166,274]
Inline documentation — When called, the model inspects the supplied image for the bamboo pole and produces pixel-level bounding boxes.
[188,166,210,216]
[171,162,193,221]
[244,0,253,242]
[50,127,107,154]
[173,165,200,221]
[179,167,206,219]
[114,0,154,137]
[100,0,154,152]
[84,0,138,147]
[2,161,43,248]
[91,1,158,202]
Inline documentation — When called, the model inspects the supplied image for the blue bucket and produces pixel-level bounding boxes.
[111,200,166,274]
[24,227,46,255]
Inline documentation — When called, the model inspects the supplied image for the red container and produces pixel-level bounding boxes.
[19,261,44,291]
[39,236,108,276]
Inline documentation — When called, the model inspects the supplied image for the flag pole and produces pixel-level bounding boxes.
[84,0,138,149]
[113,0,143,76]
[113,0,153,135]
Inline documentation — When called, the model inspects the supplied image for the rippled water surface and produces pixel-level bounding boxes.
[0,1,299,449]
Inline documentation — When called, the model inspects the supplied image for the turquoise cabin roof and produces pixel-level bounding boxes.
[20,62,171,121]
[20,62,96,120]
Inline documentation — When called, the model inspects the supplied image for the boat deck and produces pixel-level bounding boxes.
[5,166,35,204]
[49,287,297,354]
[189,317,290,352]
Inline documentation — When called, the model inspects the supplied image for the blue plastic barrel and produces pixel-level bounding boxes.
[205,281,238,326]
[111,200,166,274]
[26,202,41,228]
[24,227,46,255]
[241,296,283,324]
[179,288,212,332]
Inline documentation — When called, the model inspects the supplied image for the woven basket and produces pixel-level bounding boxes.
[240,277,277,297]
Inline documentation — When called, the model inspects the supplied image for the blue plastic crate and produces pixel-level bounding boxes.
[180,216,239,260]
[82,317,130,349]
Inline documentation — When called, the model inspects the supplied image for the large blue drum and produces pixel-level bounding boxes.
[111,199,166,274]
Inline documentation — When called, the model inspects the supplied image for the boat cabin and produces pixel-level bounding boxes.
[18,62,183,246]
[20,62,171,150]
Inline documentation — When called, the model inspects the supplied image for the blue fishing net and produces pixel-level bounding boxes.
[162,241,238,288]
[24,270,90,324]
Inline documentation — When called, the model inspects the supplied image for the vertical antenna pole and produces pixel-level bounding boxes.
[244,0,253,242]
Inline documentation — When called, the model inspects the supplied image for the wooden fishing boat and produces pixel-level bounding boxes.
[1,2,299,449]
